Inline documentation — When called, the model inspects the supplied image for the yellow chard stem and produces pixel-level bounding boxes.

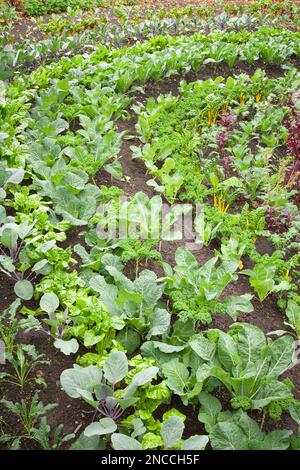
[224,203,230,213]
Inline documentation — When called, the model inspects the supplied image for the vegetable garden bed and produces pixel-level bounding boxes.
[0,0,300,453]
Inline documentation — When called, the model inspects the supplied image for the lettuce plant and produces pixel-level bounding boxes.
[26,271,117,355]
[117,410,209,450]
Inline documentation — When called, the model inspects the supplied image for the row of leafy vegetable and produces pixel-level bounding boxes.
[1,3,299,81]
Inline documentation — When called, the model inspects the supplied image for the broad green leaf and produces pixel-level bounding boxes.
[162,359,189,395]
[104,351,128,384]
[123,366,159,398]
[60,365,102,399]
[251,279,274,301]
[174,246,198,280]
[14,280,33,300]
[131,418,146,439]
[84,330,105,347]
[147,308,170,339]
[223,294,254,320]
[237,412,264,442]
[56,79,69,94]
[70,432,105,450]
[116,289,142,308]
[268,335,295,377]
[161,415,184,448]
[6,168,24,185]
[40,293,59,314]
[101,254,123,272]
[32,259,50,275]
[63,170,89,191]
[231,323,266,368]
[251,379,292,409]
[181,435,209,450]
[84,418,117,437]
[116,329,141,354]
[210,422,248,450]
[89,275,118,313]
[289,401,300,425]
[285,299,300,337]
[261,430,292,450]
[196,363,213,385]
[106,267,134,292]
[104,160,123,179]
[173,318,195,341]
[111,433,142,450]
[1,227,18,249]
[118,397,139,410]
[134,270,163,307]
[217,332,239,371]
[73,244,92,265]
[150,341,186,353]
[198,392,222,431]
[54,339,79,355]
[38,240,56,252]
[0,255,15,273]
[190,336,216,361]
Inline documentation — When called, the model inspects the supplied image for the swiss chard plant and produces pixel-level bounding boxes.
[198,394,293,450]
[142,321,300,420]
[162,239,253,323]
[194,323,299,419]
[281,294,300,339]
[241,256,291,301]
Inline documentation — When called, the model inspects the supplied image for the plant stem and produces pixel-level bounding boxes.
[260,410,266,430]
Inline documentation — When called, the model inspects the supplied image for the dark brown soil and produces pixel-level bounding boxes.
[0,272,18,310]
